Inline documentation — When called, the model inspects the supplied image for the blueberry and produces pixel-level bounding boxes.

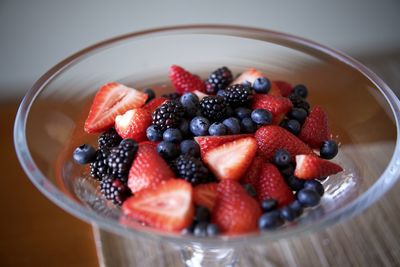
[163,128,183,143]
[288,108,308,124]
[181,223,195,235]
[251,109,272,125]
[157,141,179,159]
[190,116,210,136]
[304,180,324,196]
[285,175,305,191]
[146,125,163,141]
[253,77,271,94]
[194,206,211,222]
[206,224,220,236]
[208,122,227,136]
[292,84,308,98]
[180,140,200,157]
[144,88,155,102]
[179,119,190,137]
[281,119,301,135]
[234,107,252,119]
[241,80,252,87]
[216,90,226,98]
[297,188,321,207]
[273,149,291,168]
[193,222,208,237]
[280,206,296,222]
[259,211,284,230]
[320,140,338,159]
[243,184,257,197]
[261,198,278,212]
[73,144,96,165]
[280,164,294,177]
[180,93,199,118]
[289,200,303,217]
[240,118,257,133]
[222,117,241,134]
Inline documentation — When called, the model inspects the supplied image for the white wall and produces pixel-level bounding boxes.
[1,0,400,100]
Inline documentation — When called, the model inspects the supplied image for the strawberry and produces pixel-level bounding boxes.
[203,137,257,181]
[274,80,292,97]
[212,180,262,234]
[122,179,194,231]
[252,94,293,124]
[193,182,219,211]
[143,97,167,113]
[231,68,281,96]
[298,106,331,148]
[169,65,206,93]
[294,154,343,180]
[241,154,264,188]
[256,163,294,207]
[255,125,314,161]
[115,108,151,141]
[84,82,148,133]
[128,142,174,193]
[194,134,253,158]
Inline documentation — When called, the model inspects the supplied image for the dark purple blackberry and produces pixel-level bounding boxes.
[289,94,310,113]
[205,66,233,94]
[98,128,122,151]
[100,177,132,205]
[172,155,210,185]
[162,92,182,101]
[107,139,138,182]
[152,100,185,131]
[90,150,110,181]
[199,96,228,121]
[224,84,253,107]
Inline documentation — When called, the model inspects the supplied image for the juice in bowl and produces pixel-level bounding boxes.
[14,25,400,266]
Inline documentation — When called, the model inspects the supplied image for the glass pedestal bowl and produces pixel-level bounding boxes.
[14,25,400,266]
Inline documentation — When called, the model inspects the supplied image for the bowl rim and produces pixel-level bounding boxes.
[14,24,400,246]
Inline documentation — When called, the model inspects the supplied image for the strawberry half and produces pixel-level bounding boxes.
[212,180,262,234]
[255,125,314,161]
[84,82,148,133]
[231,68,281,96]
[299,106,331,148]
[128,142,174,193]
[193,182,219,211]
[169,65,206,93]
[194,134,253,158]
[294,154,343,180]
[122,179,194,231]
[256,163,294,207]
[252,94,293,124]
[115,108,152,141]
[143,97,167,113]
[241,154,264,189]
[274,80,292,97]
[203,137,257,181]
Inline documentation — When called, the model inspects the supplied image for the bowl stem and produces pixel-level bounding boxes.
[180,245,238,267]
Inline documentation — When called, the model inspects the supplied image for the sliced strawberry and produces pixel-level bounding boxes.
[84,82,148,133]
[231,68,281,96]
[252,94,293,124]
[143,97,167,113]
[241,154,264,188]
[299,106,331,148]
[194,134,253,158]
[274,80,292,97]
[169,65,206,93]
[128,142,174,193]
[212,180,262,234]
[115,108,152,141]
[203,137,257,181]
[255,125,314,161]
[294,154,343,180]
[193,182,219,211]
[122,179,194,231]
[256,163,294,207]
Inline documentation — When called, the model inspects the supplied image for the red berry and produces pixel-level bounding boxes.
[252,94,293,124]
[299,106,331,148]
[294,154,343,180]
[193,183,219,211]
[169,65,206,93]
[115,108,152,141]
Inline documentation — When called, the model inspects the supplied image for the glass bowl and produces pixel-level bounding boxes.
[14,25,400,266]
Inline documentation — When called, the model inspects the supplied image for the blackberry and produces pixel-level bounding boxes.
[100,177,132,205]
[205,66,233,94]
[107,139,138,182]
[224,84,253,107]
[172,155,210,185]
[152,100,185,131]
[98,128,122,151]
[200,96,228,121]
[162,92,181,101]
[90,150,110,181]
[289,94,310,113]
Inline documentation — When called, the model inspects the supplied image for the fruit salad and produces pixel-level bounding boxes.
[72,65,343,236]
